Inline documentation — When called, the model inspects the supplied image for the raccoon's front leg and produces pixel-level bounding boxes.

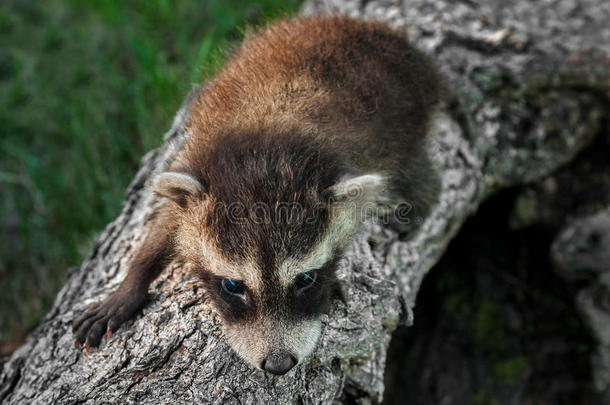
[72,207,174,349]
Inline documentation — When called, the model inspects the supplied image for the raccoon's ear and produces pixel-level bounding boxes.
[153,172,205,208]
[324,173,386,204]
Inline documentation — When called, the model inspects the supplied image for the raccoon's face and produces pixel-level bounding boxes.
[191,237,341,376]
[154,143,385,375]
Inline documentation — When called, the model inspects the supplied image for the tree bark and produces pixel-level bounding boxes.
[552,208,610,400]
[1,0,608,403]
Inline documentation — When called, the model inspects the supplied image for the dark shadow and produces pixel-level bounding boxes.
[383,189,602,405]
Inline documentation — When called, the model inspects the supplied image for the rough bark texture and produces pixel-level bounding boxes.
[1,0,608,403]
[552,208,610,400]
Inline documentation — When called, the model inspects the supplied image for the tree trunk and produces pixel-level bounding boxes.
[1,0,608,403]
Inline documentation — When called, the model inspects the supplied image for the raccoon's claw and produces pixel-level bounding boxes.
[72,291,146,349]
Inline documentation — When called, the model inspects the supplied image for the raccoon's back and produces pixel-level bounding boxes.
[185,15,442,169]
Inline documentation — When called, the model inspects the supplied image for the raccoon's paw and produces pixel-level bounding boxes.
[72,291,146,350]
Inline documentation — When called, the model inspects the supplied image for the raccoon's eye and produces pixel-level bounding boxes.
[295,271,317,290]
[221,279,245,296]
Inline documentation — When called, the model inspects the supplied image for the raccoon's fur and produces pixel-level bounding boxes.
[73,15,442,375]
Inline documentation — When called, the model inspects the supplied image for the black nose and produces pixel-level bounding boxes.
[261,352,298,375]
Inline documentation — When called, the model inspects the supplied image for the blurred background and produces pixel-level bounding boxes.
[0,0,300,355]
[1,1,606,404]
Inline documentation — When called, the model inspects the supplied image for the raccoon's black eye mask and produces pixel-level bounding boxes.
[220,271,317,298]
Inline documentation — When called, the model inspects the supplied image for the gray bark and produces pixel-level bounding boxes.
[552,208,610,400]
[1,0,608,403]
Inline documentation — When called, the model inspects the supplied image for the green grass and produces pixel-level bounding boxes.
[0,0,301,354]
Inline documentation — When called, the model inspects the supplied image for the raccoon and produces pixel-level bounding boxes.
[73,15,442,376]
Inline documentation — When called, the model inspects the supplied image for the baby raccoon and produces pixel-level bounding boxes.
[73,15,442,375]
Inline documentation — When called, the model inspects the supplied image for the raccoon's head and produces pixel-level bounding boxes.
[154,134,385,375]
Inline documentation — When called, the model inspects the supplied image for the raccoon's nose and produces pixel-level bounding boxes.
[261,351,297,375]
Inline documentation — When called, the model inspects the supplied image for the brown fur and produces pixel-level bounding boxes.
[73,15,443,372]
[184,15,440,194]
